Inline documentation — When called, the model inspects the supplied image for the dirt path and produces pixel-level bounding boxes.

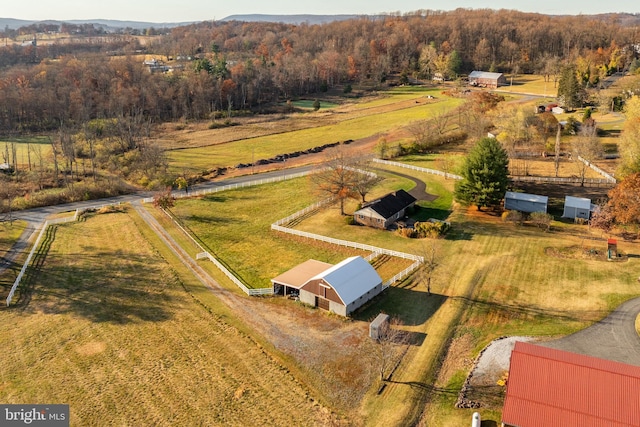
[132,202,374,410]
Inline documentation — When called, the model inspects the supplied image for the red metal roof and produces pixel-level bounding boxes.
[502,341,640,427]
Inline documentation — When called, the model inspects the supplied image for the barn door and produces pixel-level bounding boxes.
[316,296,330,311]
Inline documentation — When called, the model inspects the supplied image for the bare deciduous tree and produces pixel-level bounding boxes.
[311,146,377,215]
[373,317,410,382]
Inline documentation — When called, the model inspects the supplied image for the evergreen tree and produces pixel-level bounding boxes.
[557,65,583,109]
[454,137,509,210]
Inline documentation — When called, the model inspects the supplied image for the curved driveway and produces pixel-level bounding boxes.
[541,297,640,366]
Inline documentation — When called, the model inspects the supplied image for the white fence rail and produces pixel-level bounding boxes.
[577,156,617,183]
[142,170,314,204]
[373,158,463,180]
[196,252,273,296]
[509,175,615,186]
[160,208,273,296]
[383,260,423,289]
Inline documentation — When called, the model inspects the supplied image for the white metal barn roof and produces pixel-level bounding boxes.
[505,191,548,204]
[312,256,382,306]
[469,71,504,79]
[564,196,591,210]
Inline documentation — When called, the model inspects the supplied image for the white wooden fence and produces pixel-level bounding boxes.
[196,252,273,296]
[5,204,122,306]
[373,158,463,180]
[577,156,617,184]
[509,176,615,186]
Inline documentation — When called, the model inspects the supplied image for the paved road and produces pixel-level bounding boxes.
[541,297,640,366]
[0,166,315,276]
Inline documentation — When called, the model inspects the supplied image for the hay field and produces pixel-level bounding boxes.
[0,209,334,426]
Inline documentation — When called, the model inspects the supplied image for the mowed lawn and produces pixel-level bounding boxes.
[0,209,330,426]
[169,177,377,289]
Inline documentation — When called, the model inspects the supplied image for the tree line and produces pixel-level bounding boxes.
[0,10,640,134]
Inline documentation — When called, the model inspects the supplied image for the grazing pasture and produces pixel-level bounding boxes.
[166,89,464,174]
[0,208,337,426]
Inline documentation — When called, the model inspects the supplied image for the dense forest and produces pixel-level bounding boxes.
[1,9,640,134]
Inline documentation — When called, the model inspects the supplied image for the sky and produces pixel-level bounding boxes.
[2,0,640,23]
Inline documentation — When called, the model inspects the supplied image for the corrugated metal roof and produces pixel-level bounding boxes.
[271,259,333,289]
[469,71,504,79]
[312,256,382,306]
[505,191,548,204]
[503,342,640,427]
[564,196,592,210]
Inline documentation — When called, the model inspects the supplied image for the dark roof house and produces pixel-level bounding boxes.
[502,341,640,427]
[354,189,417,229]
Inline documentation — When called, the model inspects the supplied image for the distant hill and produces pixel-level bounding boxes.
[0,18,196,31]
[221,14,364,25]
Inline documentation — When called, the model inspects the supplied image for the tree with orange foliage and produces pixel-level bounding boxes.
[591,173,640,236]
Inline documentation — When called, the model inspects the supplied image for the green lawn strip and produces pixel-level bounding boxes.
[0,208,330,426]
[169,97,465,173]
[393,153,467,177]
[141,203,257,294]
[352,87,444,109]
[496,74,557,96]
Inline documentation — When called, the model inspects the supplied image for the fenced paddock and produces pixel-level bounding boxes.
[271,193,424,289]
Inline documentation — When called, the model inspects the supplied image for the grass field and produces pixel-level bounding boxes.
[167,90,465,174]
[0,220,26,258]
[497,74,558,97]
[290,99,339,109]
[168,177,390,289]
[0,136,52,170]
[0,208,336,426]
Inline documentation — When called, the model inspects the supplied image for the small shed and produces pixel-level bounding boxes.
[608,238,618,258]
[369,313,390,340]
[504,191,548,213]
[468,71,506,89]
[562,196,593,220]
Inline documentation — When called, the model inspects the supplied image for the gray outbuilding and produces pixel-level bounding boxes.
[562,196,594,220]
[504,191,548,213]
